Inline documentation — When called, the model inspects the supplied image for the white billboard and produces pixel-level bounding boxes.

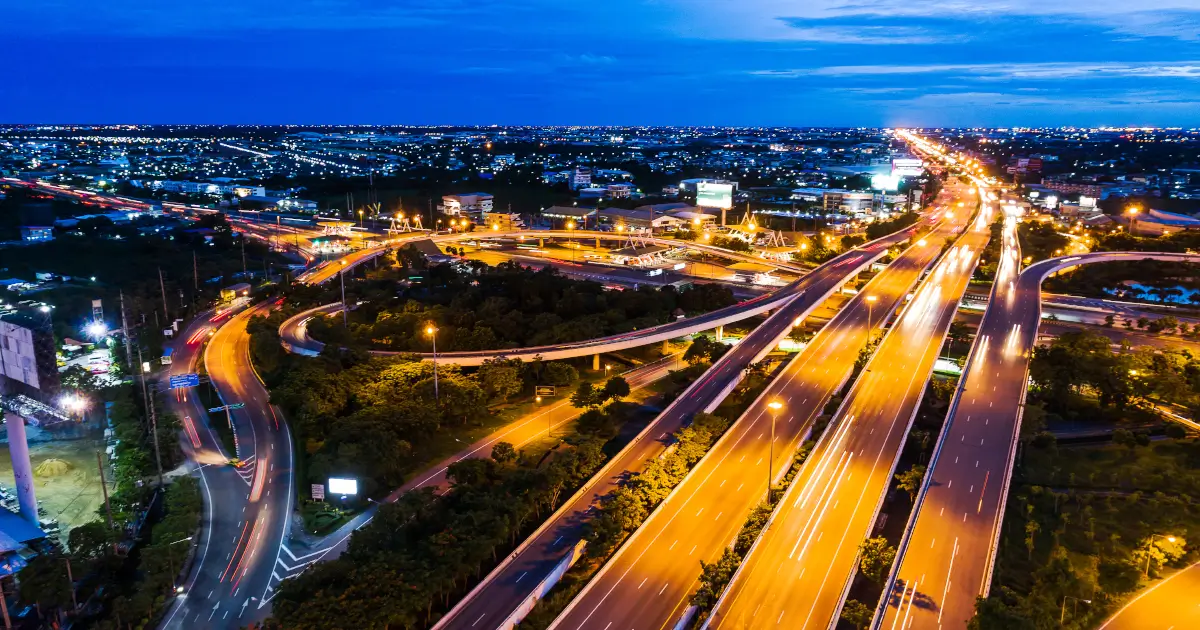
[328,477,359,495]
[0,322,40,390]
[696,182,734,210]
[892,158,924,177]
[871,174,900,191]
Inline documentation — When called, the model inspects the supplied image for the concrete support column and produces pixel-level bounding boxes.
[593,353,601,371]
[4,413,38,527]
[662,339,671,355]
[715,325,724,342]
[539,238,545,248]
[595,237,601,250]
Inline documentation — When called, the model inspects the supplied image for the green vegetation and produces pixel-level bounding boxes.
[310,256,736,352]
[248,311,589,497]
[973,329,1200,628]
[974,216,1005,281]
[269,385,672,629]
[1017,221,1071,263]
[1046,259,1200,307]
[866,212,919,240]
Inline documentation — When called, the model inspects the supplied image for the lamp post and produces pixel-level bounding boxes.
[358,209,363,229]
[866,295,878,344]
[567,220,576,263]
[537,395,548,436]
[1060,596,1091,625]
[1127,205,1140,236]
[767,400,783,500]
[165,536,193,595]
[339,260,348,327]
[1143,534,1177,576]
[426,325,439,401]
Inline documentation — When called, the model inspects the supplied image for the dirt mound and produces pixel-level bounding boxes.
[34,459,73,477]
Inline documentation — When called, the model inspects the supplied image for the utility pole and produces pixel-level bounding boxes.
[136,345,165,489]
[192,250,199,292]
[158,268,169,325]
[119,291,132,371]
[96,451,117,553]
[240,235,247,280]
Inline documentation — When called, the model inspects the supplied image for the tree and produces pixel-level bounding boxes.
[895,464,926,502]
[841,599,873,629]
[491,442,517,464]
[571,382,598,408]
[543,361,579,387]
[691,548,740,610]
[18,554,72,616]
[948,320,972,351]
[601,376,631,403]
[858,537,897,583]
[477,358,523,402]
[968,593,1036,630]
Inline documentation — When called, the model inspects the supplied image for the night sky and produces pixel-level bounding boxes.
[4,0,1200,126]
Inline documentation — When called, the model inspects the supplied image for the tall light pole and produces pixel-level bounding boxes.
[767,400,783,501]
[165,536,193,595]
[866,294,878,344]
[339,260,348,327]
[1143,534,1177,575]
[426,325,439,402]
[1127,205,1140,236]
[567,220,576,263]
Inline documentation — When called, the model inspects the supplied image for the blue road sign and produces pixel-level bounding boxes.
[207,402,246,413]
[169,373,201,389]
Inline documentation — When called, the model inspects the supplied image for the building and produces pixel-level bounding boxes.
[1040,180,1107,199]
[823,191,875,214]
[679,178,738,194]
[542,205,598,227]
[606,183,635,199]
[439,193,494,217]
[578,187,608,200]
[276,198,318,213]
[483,212,525,231]
[599,208,683,231]
[1131,209,1200,236]
[571,167,593,190]
[231,185,266,198]
[18,227,52,243]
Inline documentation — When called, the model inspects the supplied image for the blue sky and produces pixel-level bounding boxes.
[4,0,1200,126]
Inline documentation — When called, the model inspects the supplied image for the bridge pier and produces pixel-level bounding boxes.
[593,353,601,371]
[595,237,601,250]
[662,339,671,355]
[539,238,544,248]
[715,325,724,342]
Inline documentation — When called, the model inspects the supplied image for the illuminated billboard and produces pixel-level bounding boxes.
[696,182,734,210]
[892,158,924,177]
[871,174,900,191]
[328,477,359,495]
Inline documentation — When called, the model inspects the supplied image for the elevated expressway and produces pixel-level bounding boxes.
[548,185,977,630]
[878,249,1199,630]
[432,224,923,629]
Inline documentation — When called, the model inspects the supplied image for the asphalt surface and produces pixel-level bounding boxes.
[546,201,964,630]
[434,226,917,630]
[878,247,1200,630]
[1098,561,1200,630]
[704,182,990,630]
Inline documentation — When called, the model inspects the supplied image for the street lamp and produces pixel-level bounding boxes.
[358,209,363,228]
[567,220,576,262]
[1060,596,1091,624]
[766,400,783,499]
[426,325,439,402]
[1127,206,1140,236]
[339,260,348,327]
[866,295,878,344]
[165,536,193,595]
[1143,534,1178,575]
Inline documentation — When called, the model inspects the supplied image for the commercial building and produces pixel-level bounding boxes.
[439,193,494,217]
[598,208,683,231]
[679,178,738,194]
[0,306,59,400]
[1130,209,1200,236]
[570,167,593,190]
[606,183,635,199]
[19,227,52,243]
[823,191,876,214]
[542,205,597,227]
[483,212,525,231]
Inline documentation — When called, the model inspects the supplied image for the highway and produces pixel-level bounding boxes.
[433,225,918,630]
[703,185,990,630]
[1098,561,1200,629]
[546,197,966,630]
[877,248,1200,630]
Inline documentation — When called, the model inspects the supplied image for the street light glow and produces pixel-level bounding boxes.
[767,400,783,411]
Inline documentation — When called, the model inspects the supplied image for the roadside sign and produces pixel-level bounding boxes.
[535,385,556,397]
[311,484,325,501]
[207,402,246,413]
[168,373,201,389]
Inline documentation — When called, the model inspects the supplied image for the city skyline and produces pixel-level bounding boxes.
[5,0,1200,127]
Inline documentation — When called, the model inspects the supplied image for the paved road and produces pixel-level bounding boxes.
[434,227,918,630]
[546,196,965,630]
[878,248,1200,630]
[1099,561,1200,630]
[700,182,990,630]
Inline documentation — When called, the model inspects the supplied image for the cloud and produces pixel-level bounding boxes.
[752,61,1200,80]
